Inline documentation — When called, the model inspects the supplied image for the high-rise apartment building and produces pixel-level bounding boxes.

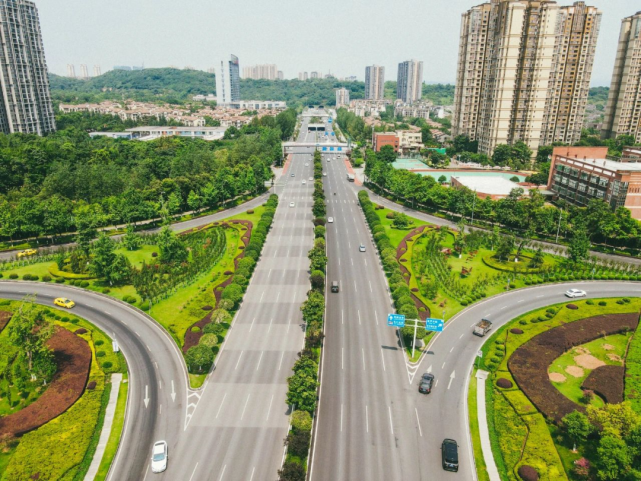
[80,64,89,80]
[242,64,278,80]
[335,88,350,107]
[602,11,641,144]
[396,59,423,103]
[216,54,240,105]
[0,0,55,135]
[365,65,385,100]
[67,64,76,78]
[93,65,101,77]
[277,71,284,80]
[310,71,320,79]
[452,0,601,157]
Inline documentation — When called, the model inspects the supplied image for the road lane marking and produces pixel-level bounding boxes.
[369,280,373,293]
[500,306,507,310]
[450,347,454,353]
[340,404,343,432]
[380,348,386,371]
[375,309,378,325]
[235,351,244,370]
[362,348,366,370]
[256,351,264,371]
[249,467,256,481]
[358,310,361,325]
[189,463,199,481]
[517,300,524,303]
[448,371,456,390]
[249,317,256,332]
[218,465,226,481]
[268,317,274,333]
[342,348,344,370]
[266,394,274,421]
[342,310,344,325]
[442,362,446,369]
[415,408,423,437]
[278,352,285,370]
[460,333,464,339]
[388,406,394,435]
[241,394,251,421]
[366,405,369,432]
[215,393,227,419]
[260,291,265,302]
[354,280,357,292]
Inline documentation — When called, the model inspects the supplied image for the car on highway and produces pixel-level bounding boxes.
[565,288,587,298]
[289,202,295,208]
[441,439,459,472]
[150,440,168,473]
[359,244,366,252]
[305,163,309,166]
[54,297,75,309]
[291,173,295,177]
[323,172,327,176]
[328,217,334,223]
[17,248,37,258]
[331,281,339,293]
[418,373,434,394]
[302,180,306,184]
[309,177,313,181]
[327,158,331,162]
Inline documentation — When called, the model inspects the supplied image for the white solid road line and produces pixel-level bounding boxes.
[340,404,343,432]
[249,467,256,481]
[362,348,366,370]
[342,348,344,370]
[380,348,386,371]
[218,465,226,481]
[442,362,446,369]
[266,394,274,421]
[415,408,423,437]
[256,351,264,371]
[358,310,361,325]
[342,310,344,325]
[215,393,227,419]
[249,316,256,332]
[278,351,285,370]
[388,406,394,435]
[369,280,373,293]
[189,463,199,481]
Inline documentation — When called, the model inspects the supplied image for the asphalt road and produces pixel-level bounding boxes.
[155,120,314,480]
[0,281,187,481]
[310,124,426,481]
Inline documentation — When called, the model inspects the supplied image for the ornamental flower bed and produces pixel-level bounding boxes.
[581,364,625,405]
[508,312,638,422]
[0,326,92,436]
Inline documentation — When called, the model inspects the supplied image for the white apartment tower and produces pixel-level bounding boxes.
[242,64,278,80]
[0,0,55,135]
[93,65,101,77]
[335,88,350,107]
[80,64,89,80]
[452,0,601,157]
[365,65,385,100]
[396,59,423,103]
[602,11,641,144]
[215,54,240,105]
[67,64,76,78]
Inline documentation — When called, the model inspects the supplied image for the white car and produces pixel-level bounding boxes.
[327,158,331,162]
[309,177,313,181]
[305,163,309,166]
[151,440,168,473]
[289,202,295,207]
[328,217,334,223]
[302,180,306,184]
[323,172,327,176]
[291,173,295,177]
[565,289,587,298]
[359,244,366,252]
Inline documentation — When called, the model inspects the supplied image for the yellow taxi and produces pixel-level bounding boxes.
[17,248,37,258]
[54,297,75,309]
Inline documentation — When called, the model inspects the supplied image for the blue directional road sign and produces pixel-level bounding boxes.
[424,318,444,332]
[387,313,406,328]
[330,147,335,151]
[328,118,333,123]
[331,132,335,136]
[322,147,327,151]
[338,147,342,151]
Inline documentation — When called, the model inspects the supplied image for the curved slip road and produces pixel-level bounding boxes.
[0,281,188,481]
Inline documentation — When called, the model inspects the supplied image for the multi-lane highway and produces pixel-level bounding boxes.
[0,281,187,481]
[155,119,317,480]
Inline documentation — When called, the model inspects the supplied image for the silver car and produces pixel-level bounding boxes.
[565,289,587,298]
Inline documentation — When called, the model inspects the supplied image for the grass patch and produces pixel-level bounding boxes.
[374,207,422,248]
[469,371,490,481]
[189,374,207,389]
[95,375,129,481]
[626,319,641,411]
[114,245,157,268]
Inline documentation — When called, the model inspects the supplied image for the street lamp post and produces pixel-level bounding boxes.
[555,208,563,243]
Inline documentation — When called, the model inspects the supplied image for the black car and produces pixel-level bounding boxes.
[418,373,434,394]
[441,438,459,472]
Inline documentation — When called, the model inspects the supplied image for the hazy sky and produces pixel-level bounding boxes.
[37,0,639,86]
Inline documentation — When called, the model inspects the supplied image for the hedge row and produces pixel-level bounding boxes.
[280,151,325,481]
[626,320,641,412]
[185,195,279,374]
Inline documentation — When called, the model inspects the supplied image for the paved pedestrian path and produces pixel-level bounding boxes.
[84,373,123,481]
[476,370,500,481]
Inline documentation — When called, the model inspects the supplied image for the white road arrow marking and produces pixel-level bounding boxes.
[447,371,456,390]
[144,385,150,408]
[427,365,433,374]
[171,380,176,402]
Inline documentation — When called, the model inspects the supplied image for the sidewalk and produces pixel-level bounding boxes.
[475,370,500,481]
[84,373,123,481]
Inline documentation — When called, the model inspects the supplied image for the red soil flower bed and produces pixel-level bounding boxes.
[508,313,639,422]
[0,326,92,437]
[497,378,513,389]
[394,226,432,320]
[581,365,625,405]
[566,304,578,310]
[517,465,539,481]
[510,328,524,334]
[0,310,12,333]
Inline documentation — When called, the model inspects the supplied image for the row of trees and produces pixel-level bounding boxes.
[365,152,641,250]
[0,113,289,242]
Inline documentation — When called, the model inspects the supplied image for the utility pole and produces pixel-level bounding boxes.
[470,190,477,226]
[555,208,563,243]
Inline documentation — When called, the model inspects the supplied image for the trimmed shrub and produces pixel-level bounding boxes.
[96,351,106,358]
[102,288,110,294]
[42,275,52,282]
[80,281,89,288]
[201,305,213,311]
[598,301,607,306]
[566,304,578,310]
[285,430,311,458]
[199,333,218,349]
[517,465,539,481]
[185,345,214,373]
[191,326,201,333]
[95,340,104,346]
[140,300,150,311]
[497,378,513,389]
[291,410,313,433]
[102,361,113,369]
[278,461,305,481]
[511,328,524,334]
[203,322,224,335]
[74,328,87,335]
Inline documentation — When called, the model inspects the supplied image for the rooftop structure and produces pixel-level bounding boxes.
[450,176,523,200]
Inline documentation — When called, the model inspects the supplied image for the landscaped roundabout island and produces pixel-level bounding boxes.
[477,297,641,481]
[0,298,126,480]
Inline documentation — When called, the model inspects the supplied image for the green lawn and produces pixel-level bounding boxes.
[548,332,630,407]
[114,245,157,268]
[469,371,490,481]
[374,207,420,248]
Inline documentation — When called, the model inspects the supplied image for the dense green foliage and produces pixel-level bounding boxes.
[240,79,364,108]
[56,111,185,132]
[0,118,282,241]
[365,151,641,249]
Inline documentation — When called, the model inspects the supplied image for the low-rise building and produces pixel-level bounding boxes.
[125,126,227,141]
[450,176,523,200]
[397,130,424,153]
[372,132,399,152]
[547,146,641,220]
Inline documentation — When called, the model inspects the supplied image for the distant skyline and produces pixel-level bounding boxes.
[37,0,638,86]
